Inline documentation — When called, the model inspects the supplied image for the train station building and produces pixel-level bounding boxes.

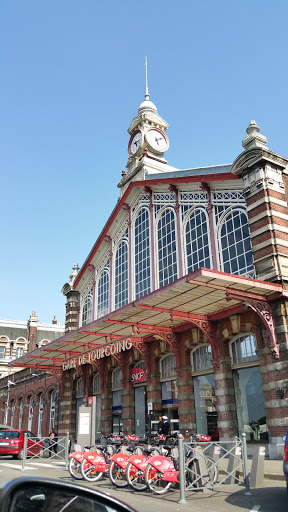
[4,90,288,459]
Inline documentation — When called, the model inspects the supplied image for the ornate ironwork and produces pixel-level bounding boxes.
[226,292,279,359]
[75,364,87,395]
[130,340,151,381]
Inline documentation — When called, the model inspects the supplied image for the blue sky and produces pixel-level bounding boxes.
[1,1,287,325]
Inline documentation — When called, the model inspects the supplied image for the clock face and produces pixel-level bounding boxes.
[146,129,169,153]
[128,130,143,156]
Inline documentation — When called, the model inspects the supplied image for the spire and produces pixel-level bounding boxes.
[145,54,149,100]
[138,55,157,113]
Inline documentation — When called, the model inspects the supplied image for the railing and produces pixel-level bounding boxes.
[21,432,70,471]
[177,433,251,504]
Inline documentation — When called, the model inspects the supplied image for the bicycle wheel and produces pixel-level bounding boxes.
[68,458,82,480]
[80,458,103,482]
[205,456,218,485]
[144,463,171,495]
[186,456,218,487]
[108,460,129,488]
[126,462,147,491]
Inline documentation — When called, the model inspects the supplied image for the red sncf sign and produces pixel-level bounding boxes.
[131,367,146,384]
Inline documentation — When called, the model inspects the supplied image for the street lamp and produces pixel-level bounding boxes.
[4,380,16,426]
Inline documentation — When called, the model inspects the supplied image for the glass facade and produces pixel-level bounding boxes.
[135,208,151,299]
[185,208,211,272]
[157,209,178,287]
[115,238,129,309]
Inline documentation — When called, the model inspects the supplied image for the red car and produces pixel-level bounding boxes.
[0,429,44,460]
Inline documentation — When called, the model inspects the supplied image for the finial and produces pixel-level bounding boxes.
[242,120,268,150]
[145,54,149,100]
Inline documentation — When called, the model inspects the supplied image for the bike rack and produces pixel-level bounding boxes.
[21,432,70,470]
[177,433,251,504]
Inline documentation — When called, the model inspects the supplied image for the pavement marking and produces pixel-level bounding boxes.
[250,507,260,512]
[27,462,65,468]
[0,463,35,471]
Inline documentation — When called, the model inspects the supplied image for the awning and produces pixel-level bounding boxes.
[10,268,283,371]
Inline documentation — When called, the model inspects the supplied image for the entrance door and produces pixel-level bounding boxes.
[134,386,146,435]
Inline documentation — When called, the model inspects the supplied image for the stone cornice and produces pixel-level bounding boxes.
[231,148,288,176]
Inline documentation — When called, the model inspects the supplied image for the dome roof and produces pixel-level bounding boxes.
[138,94,157,113]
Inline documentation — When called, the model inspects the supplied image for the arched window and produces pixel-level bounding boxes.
[230,333,258,366]
[191,345,213,373]
[19,399,24,429]
[160,354,177,379]
[191,345,217,438]
[49,391,56,430]
[112,368,123,389]
[97,263,110,318]
[115,235,129,309]
[229,333,266,441]
[112,368,123,434]
[134,208,151,299]
[218,209,255,277]
[185,208,211,273]
[157,208,178,287]
[93,373,101,394]
[28,396,33,431]
[38,393,44,437]
[11,400,15,428]
[75,379,84,441]
[81,287,93,326]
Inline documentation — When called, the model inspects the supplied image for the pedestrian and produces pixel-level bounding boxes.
[162,416,170,435]
[157,415,164,434]
[48,427,58,457]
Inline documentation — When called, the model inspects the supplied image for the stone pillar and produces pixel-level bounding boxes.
[258,298,288,459]
[214,357,238,440]
[57,371,75,438]
[177,347,195,432]
[146,373,162,430]
[101,375,112,436]
[122,379,135,434]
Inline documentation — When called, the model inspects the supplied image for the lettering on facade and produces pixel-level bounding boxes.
[62,338,133,371]
[131,367,146,383]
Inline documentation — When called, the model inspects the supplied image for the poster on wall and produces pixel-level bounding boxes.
[79,412,90,435]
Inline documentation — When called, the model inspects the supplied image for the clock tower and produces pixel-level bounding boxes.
[118,62,172,195]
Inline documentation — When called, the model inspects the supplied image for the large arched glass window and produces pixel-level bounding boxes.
[191,345,217,439]
[134,208,151,299]
[81,286,93,326]
[115,235,129,309]
[219,209,255,277]
[157,208,178,287]
[229,333,266,442]
[97,264,110,318]
[185,208,211,273]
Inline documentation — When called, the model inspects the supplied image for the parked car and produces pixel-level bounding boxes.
[283,428,288,495]
[0,476,138,512]
[0,430,44,460]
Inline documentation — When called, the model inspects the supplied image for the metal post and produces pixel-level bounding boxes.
[177,434,187,505]
[241,433,252,495]
[22,433,28,471]
[65,432,70,469]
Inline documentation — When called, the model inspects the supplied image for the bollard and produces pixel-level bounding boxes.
[250,445,266,488]
[241,433,252,496]
[177,434,187,505]
[21,432,28,471]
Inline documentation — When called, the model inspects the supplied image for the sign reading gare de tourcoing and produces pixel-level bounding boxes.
[62,337,133,371]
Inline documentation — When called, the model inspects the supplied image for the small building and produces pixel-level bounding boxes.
[0,312,64,433]
[7,90,288,459]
